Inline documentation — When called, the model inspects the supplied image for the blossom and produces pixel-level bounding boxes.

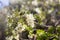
[6,36,13,40]
[35,8,42,14]
[32,0,38,6]
[14,34,19,40]
[25,14,35,28]
[59,0,60,4]
[15,23,25,33]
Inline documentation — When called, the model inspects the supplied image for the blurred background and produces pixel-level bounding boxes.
[0,0,60,40]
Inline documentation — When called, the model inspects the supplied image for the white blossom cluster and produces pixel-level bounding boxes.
[25,14,35,28]
[46,0,59,5]
[6,34,19,40]
[6,22,25,40]
[15,22,25,33]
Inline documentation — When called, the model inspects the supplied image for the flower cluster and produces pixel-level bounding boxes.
[25,14,35,28]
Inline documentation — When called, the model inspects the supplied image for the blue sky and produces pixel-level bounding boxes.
[0,0,9,9]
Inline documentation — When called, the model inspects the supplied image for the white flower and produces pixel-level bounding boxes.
[50,0,53,2]
[25,14,35,28]
[48,8,54,14]
[45,1,49,5]
[35,8,42,14]
[48,10,53,14]
[59,0,60,4]
[32,0,38,6]
[6,36,13,40]
[28,34,34,38]
[15,23,25,33]
[14,34,19,40]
